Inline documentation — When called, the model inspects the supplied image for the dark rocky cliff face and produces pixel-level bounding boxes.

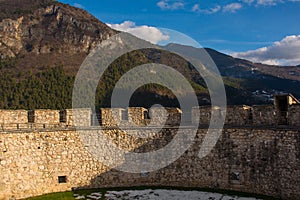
[0,0,117,59]
[0,0,51,20]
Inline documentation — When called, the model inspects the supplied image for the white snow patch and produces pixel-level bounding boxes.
[74,195,85,199]
[103,189,262,200]
[91,192,102,197]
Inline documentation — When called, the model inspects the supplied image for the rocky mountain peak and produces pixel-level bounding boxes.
[0,0,117,59]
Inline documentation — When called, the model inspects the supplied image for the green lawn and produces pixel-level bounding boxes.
[23,189,104,200]
[23,191,75,200]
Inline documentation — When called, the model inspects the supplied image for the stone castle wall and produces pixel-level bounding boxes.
[0,127,299,200]
[191,105,252,126]
[100,107,182,127]
[1,104,300,131]
[0,105,300,199]
[288,104,300,126]
[30,110,60,125]
[0,110,28,130]
[62,109,91,127]
[252,105,277,126]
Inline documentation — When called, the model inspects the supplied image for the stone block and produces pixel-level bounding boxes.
[63,108,92,127]
[252,105,276,126]
[288,104,300,126]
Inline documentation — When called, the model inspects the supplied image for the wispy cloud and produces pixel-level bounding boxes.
[232,35,300,66]
[256,0,283,6]
[158,0,299,14]
[242,0,255,4]
[73,3,84,9]
[192,3,242,14]
[223,3,243,13]
[107,21,170,44]
[157,0,184,10]
[192,4,221,14]
[198,39,273,45]
[252,0,300,7]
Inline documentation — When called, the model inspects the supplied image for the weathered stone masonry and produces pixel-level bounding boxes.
[0,95,300,200]
[1,128,299,200]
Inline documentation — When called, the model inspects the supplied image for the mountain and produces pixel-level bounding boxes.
[0,0,299,110]
[0,0,116,74]
[165,43,300,101]
[166,43,300,82]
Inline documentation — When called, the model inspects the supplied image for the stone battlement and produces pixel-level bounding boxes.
[0,94,299,200]
[1,103,300,131]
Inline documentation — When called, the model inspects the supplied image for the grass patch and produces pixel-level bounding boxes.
[23,191,75,200]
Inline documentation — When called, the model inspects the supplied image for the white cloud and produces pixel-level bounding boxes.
[191,4,199,12]
[157,0,184,10]
[223,3,243,13]
[158,0,299,14]
[245,0,300,7]
[256,0,283,6]
[73,3,84,9]
[242,0,255,4]
[192,4,221,14]
[232,35,300,66]
[107,21,170,44]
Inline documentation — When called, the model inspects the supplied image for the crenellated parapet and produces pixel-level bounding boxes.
[288,104,300,126]
[0,110,28,130]
[252,105,277,126]
[61,108,92,127]
[0,93,300,131]
[0,105,300,131]
[28,109,60,127]
[191,105,251,126]
[1,94,300,200]
[0,108,92,131]
[100,107,182,127]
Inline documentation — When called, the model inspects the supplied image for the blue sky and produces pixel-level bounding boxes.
[59,0,300,66]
